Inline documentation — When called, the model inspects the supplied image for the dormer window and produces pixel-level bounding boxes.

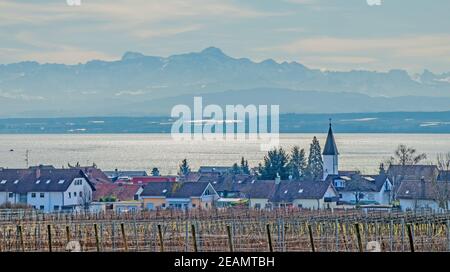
[0,180,7,184]
[46,180,51,184]
[35,180,41,184]
[14,180,19,184]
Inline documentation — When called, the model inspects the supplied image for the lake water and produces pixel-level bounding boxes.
[0,134,449,175]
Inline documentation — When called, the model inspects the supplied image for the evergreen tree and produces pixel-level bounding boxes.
[178,159,191,176]
[151,167,160,176]
[288,146,307,180]
[232,163,241,175]
[258,147,289,180]
[240,157,250,174]
[307,137,323,180]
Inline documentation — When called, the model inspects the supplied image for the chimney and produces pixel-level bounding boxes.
[421,176,426,199]
[35,167,41,179]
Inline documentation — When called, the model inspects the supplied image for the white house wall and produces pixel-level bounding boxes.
[249,198,270,209]
[399,199,449,212]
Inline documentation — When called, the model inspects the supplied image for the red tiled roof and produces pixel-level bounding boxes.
[131,176,176,184]
[93,183,141,201]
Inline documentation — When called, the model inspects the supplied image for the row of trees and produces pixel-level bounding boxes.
[257,137,323,181]
[175,136,324,180]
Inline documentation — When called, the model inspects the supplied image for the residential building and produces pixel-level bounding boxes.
[93,183,143,202]
[327,172,392,205]
[141,182,219,210]
[245,179,339,210]
[104,169,148,182]
[0,167,95,213]
[397,180,450,212]
[270,180,339,209]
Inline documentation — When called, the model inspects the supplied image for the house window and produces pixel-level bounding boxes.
[298,204,303,208]
[39,206,44,210]
[8,193,14,198]
[254,204,261,209]
[192,204,196,208]
[68,192,71,198]
[31,193,36,198]
[54,205,60,211]
[74,192,77,197]
[162,203,166,208]
[79,191,83,197]
[40,193,45,198]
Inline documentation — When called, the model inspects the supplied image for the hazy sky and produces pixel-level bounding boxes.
[1,0,450,73]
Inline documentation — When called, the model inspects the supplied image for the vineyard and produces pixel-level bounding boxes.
[0,208,449,252]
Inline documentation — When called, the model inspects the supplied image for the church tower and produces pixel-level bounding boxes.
[322,120,339,180]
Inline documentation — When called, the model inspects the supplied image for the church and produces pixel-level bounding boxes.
[322,122,339,180]
[322,122,393,206]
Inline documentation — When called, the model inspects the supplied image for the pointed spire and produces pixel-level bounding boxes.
[323,119,339,155]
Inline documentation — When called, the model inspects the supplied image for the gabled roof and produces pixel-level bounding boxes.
[104,170,148,178]
[270,180,336,202]
[212,174,256,193]
[140,182,214,198]
[0,168,95,193]
[397,181,450,200]
[387,165,438,181]
[246,181,277,199]
[93,183,142,201]
[322,124,339,156]
[327,173,390,192]
[199,166,232,174]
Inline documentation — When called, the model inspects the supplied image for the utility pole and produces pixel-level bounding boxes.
[25,149,30,168]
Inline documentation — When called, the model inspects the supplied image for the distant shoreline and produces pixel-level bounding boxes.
[0,111,449,134]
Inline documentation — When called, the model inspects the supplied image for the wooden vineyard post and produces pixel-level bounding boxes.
[447,219,450,252]
[47,225,52,252]
[266,224,273,252]
[335,219,339,252]
[226,225,234,252]
[401,219,405,252]
[389,220,393,252]
[94,224,100,252]
[191,224,198,252]
[66,225,71,244]
[355,223,363,252]
[121,223,128,252]
[407,224,415,253]
[341,223,348,251]
[17,225,24,252]
[308,224,315,252]
[157,224,164,252]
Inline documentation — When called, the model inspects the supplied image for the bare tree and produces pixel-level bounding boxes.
[385,144,427,204]
[432,153,450,211]
[388,144,427,166]
[78,185,92,211]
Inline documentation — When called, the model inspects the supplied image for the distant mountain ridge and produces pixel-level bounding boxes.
[0,47,450,117]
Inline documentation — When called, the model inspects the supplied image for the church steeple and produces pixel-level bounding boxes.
[323,119,339,156]
[322,119,339,180]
